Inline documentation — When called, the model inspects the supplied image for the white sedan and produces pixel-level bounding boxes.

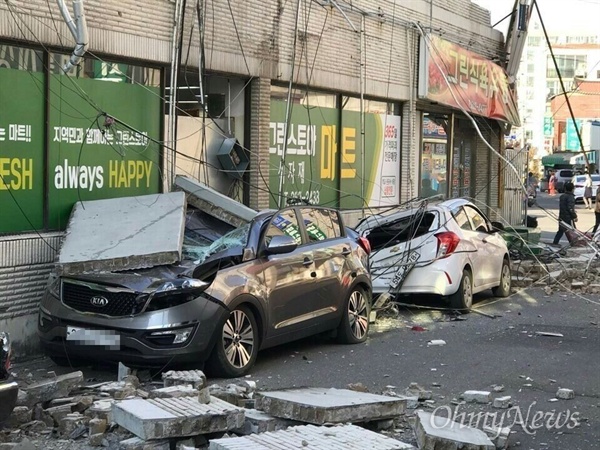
[572,174,600,202]
[355,199,511,309]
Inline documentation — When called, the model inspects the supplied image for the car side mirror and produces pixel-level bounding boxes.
[265,235,298,255]
[490,221,504,232]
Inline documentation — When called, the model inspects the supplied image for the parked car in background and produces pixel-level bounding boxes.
[355,199,511,310]
[572,174,600,202]
[554,169,575,193]
[39,206,372,377]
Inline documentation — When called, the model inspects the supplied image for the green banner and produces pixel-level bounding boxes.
[269,100,339,208]
[565,119,582,151]
[47,74,161,229]
[269,99,400,209]
[0,68,45,234]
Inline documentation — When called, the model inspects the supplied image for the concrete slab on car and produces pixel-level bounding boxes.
[57,192,186,275]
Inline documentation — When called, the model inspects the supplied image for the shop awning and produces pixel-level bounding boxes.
[541,154,571,167]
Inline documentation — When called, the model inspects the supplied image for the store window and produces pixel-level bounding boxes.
[421,113,449,198]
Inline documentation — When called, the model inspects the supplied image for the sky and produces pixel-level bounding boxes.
[473,0,600,36]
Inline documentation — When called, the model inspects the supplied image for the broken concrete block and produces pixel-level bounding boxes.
[150,385,199,399]
[72,395,94,413]
[256,388,407,425]
[413,411,495,450]
[19,420,47,434]
[119,437,170,450]
[86,400,114,422]
[209,384,252,406]
[44,403,76,426]
[234,409,300,435]
[88,433,105,447]
[89,418,107,435]
[427,340,447,346]
[347,383,369,393]
[162,370,207,390]
[21,371,83,406]
[100,382,137,400]
[556,388,575,400]
[57,192,186,275]
[8,407,31,427]
[462,390,492,404]
[209,423,415,449]
[405,383,432,401]
[493,396,512,409]
[483,425,511,449]
[175,437,208,449]
[118,363,132,382]
[59,413,89,437]
[112,396,244,440]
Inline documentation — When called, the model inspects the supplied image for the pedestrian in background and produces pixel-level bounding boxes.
[549,171,557,196]
[583,171,593,209]
[593,186,600,235]
[553,181,577,245]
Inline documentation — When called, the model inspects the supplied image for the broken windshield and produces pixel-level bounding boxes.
[183,223,250,264]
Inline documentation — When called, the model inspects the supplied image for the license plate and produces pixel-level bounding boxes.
[66,326,120,349]
[390,251,419,289]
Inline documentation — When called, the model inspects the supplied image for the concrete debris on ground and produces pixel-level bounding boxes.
[412,410,495,450]
[405,383,432,401]
[112,396,245,440]
[234,409,300,435]
[208,382,256,407]
[255,388,408,425]
[209,424,416,450]
[482,425,511,449]
[492,396,512,409]
[461,390,492,404]
[556,388,575,399]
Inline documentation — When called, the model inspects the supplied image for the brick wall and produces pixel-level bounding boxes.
[249,77,271,210]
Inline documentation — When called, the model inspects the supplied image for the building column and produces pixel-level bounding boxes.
[248,77,271,210]
[400,100,419,203]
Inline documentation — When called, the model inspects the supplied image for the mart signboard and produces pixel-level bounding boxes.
[0,67,45,234]
[419,35,520,127]
[565,119,583,151]
[47,75,161,229]
[543,116,554,137]
[269,100,400,209]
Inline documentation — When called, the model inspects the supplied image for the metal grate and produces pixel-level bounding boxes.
[61,281,143,317]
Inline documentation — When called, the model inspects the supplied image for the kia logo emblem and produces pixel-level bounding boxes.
[90,296,109,307]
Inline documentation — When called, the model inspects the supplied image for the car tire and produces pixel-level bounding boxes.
[492,258,512,298]
[337,286,370,344]
[449,269,473,310]
[206,305,259,378]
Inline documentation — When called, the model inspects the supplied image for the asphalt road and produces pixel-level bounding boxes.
[17,286,599,449]
[244,288,600,449]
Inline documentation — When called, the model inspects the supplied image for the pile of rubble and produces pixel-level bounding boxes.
[1,364,554,450]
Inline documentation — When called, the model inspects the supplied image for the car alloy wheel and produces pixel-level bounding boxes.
[348,290,369,340]
[207,305,259,378]
[223,309,255,369]
[338,286,370,344]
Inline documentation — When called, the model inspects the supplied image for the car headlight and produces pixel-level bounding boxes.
[47,274,61,299]
[145,279,208,312]
[155,278,207,293]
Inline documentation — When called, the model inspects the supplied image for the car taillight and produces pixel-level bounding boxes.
[435,231,460,258]
[358,236,371,255]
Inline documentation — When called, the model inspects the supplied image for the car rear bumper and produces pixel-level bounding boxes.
[38,292,229,367]
[371,265,460,296]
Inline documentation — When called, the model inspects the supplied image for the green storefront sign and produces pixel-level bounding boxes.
[565,119,583,151]
[543,117,553,137]
[0,51,161,234]
[269,100,400,209]
[0,68,45,234]
[47,74,161,229]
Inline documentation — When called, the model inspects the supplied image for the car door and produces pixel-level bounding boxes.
[463,205,503,287]
[257,208,316,335]
[297,207,347,317]
[450,205,486,289]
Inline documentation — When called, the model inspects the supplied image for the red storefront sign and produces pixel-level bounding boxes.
[419,35,520,127]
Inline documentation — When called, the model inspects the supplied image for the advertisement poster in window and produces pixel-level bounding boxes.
[269,100,401,209]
